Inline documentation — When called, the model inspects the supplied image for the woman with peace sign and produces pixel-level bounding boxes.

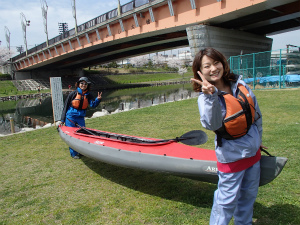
[191,48,264,225]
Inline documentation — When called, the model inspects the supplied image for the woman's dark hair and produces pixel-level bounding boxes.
[75,81,91,92]
[192,47,236,92]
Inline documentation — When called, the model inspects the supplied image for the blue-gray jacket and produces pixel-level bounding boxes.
[197,75,262,163]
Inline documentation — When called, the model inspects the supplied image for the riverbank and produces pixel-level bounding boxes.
[1,88,299,224]
[0,72,192,98]
[0,84,197,137]
[0,80,191,102]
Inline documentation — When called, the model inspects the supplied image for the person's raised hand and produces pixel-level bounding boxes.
[97,92,102,100]
[190,71,216,95]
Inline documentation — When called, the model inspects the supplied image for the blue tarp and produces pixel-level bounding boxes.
[285,74,300,82]
[243,78,259,83]
[259,76,281,83]
[243,74,300,84]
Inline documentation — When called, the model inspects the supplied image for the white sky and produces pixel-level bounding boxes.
[0,0,299,55]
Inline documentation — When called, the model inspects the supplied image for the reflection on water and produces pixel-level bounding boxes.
[0,95,53,135]
[0,84,198,135]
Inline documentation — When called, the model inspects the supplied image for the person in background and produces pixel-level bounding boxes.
[60,77,102,159]
[190,47,264,225]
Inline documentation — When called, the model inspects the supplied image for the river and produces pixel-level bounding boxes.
[0,83,198,135]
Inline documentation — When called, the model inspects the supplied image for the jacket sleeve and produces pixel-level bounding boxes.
[60,91,76,122]
[87,93,101,108]
[197,90,223,131]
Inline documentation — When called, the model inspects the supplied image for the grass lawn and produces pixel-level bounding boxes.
[103,72,192,84]
[1,88,299,224]
[0,80,49,97]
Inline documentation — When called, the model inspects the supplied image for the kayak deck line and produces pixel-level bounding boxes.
[75,127,174,145]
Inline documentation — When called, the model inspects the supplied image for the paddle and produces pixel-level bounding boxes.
[66,118,208,146]
[176,130,208,145]
[148,129,208,145]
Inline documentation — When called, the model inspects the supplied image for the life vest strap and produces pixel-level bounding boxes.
[238,91,253,130]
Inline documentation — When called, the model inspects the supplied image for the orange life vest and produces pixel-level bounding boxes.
[72,91,89,110]
[215,84,256,145]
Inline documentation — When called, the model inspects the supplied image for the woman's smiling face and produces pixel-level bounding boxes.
[200,55,224,85]
[79,81,88,91]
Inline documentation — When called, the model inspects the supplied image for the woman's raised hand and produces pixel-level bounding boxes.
[191,71,216,95]
[97,92,102,100]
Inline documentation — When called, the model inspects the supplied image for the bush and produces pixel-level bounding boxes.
[0,73,12,80]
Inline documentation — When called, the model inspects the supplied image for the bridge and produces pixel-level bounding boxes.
[4,0,300,79]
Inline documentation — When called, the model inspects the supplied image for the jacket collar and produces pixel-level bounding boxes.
[230,75,242,97]
[77,87,88,95]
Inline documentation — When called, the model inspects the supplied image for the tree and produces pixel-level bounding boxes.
[178,67,188,76]
[146,60,154,71]
[108,61,118,68]
[0,47,12,66]
[130,55,148,68]
[167,58,184,71]
[101,61,118,72]
[152,54,165,67]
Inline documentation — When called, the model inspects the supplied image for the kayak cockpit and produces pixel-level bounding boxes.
[75,128,171,145]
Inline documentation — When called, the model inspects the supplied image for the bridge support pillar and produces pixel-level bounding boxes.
[186,25,273,58]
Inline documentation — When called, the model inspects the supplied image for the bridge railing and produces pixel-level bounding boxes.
[229,46,300,90]
[12,0,156,62]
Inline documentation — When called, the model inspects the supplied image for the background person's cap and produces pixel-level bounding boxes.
[78,77,91,84]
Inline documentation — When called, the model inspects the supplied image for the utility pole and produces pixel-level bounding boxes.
[16,46,24,54]
[58,22,68,35]
[71,0,78,35]
[117,0,121,16]
[4,26,10,51]
[20,12,30,56]
[40,0,49,46]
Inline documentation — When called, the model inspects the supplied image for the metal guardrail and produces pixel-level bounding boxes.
[12,0,158,62]
[229,46,300,90]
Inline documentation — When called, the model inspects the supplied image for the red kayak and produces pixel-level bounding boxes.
[58,125,287,186]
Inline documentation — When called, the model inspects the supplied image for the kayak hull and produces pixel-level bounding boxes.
[58,126,287,186]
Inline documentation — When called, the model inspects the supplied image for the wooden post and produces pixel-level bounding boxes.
[10,117,15,133]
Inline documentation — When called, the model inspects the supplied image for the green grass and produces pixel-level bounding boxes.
[101,72,192,85]
[0,80,49,97]
[0,80,18,96]
[1,88,299,224]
